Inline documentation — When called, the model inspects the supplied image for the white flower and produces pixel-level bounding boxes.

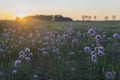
[42,51,48,56]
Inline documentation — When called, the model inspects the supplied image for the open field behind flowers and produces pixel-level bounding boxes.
[0,20,120,80]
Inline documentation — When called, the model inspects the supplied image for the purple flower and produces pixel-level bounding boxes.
[28,53,33,56]
[88,28,96,36]
[84,46,92,53]
[33,74,38,78]
[14,60,21,67]
[113,33,120,39]
[94,47,99,53]
[0,48,4,53]
[95,35,102,40]
[25,48,31,53]
[0,72,4,76]
[97,50,105,56]
[12,70,17,74]
[90,51,96,56]
[106,72,114,80]
[25,57,31,62]
[91,55,97,63]
[98,46,104,52]
[19,55,25,59]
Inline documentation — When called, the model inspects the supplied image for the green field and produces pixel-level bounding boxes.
[0,20,120,80]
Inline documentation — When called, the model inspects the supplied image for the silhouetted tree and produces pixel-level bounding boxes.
[112,15,116,20]
[85,16,88,21]
[105,16,109,21]
[88,16,92,21]
[94,16,96,21]
[82,16,85,21]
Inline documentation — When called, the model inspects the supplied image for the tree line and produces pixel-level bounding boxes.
[81,15,117,21]
[23,15,73,22]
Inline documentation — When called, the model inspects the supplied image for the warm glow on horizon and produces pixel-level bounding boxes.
[0,0,120,20]
[16,12,27,18]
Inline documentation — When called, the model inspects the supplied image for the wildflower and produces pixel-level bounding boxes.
[12,70,17,74]
[36,33,40,37]
[66,61,70,64]
[0,48,4,53]
[19,55,25,59]
[90,51,96,56]
[25,48,31,53]
[29,33,33,38]
[77,31,82,37]
[70,52,75,55]
[96,44,101,47]
[102,33,107,38]
[94,47,99,53]
[88,28,96,36]
[19,51,25,55]
[33,74,38,78]
[28,53,33,56]
[106,72,114,80]
[38,40,42,44]
[95,35,102,41]
[0,72,4,76]
[14,60,21,67]
[95,35,103,43]
[72,38,78,44]
[71,68,75,71]
[84,46,92,54]
[43,42,48,46]
[91,55,97,63]
[113,33,120,39]
[97,50,105,56]
[58,56,61,59]
[25,57,31,62]
[98,46,104,51]
[42,51,48,56]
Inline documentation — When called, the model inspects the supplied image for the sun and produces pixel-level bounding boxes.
[16,12,27,18]
[16,13,26,18]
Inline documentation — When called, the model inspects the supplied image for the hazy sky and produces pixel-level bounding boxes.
[0,0,120,20]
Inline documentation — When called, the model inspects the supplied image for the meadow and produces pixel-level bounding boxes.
[0,20,120,80]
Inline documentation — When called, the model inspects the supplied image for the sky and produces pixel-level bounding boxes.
[0,0,120,20]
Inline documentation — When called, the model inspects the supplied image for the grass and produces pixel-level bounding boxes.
[0,20,120,80]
